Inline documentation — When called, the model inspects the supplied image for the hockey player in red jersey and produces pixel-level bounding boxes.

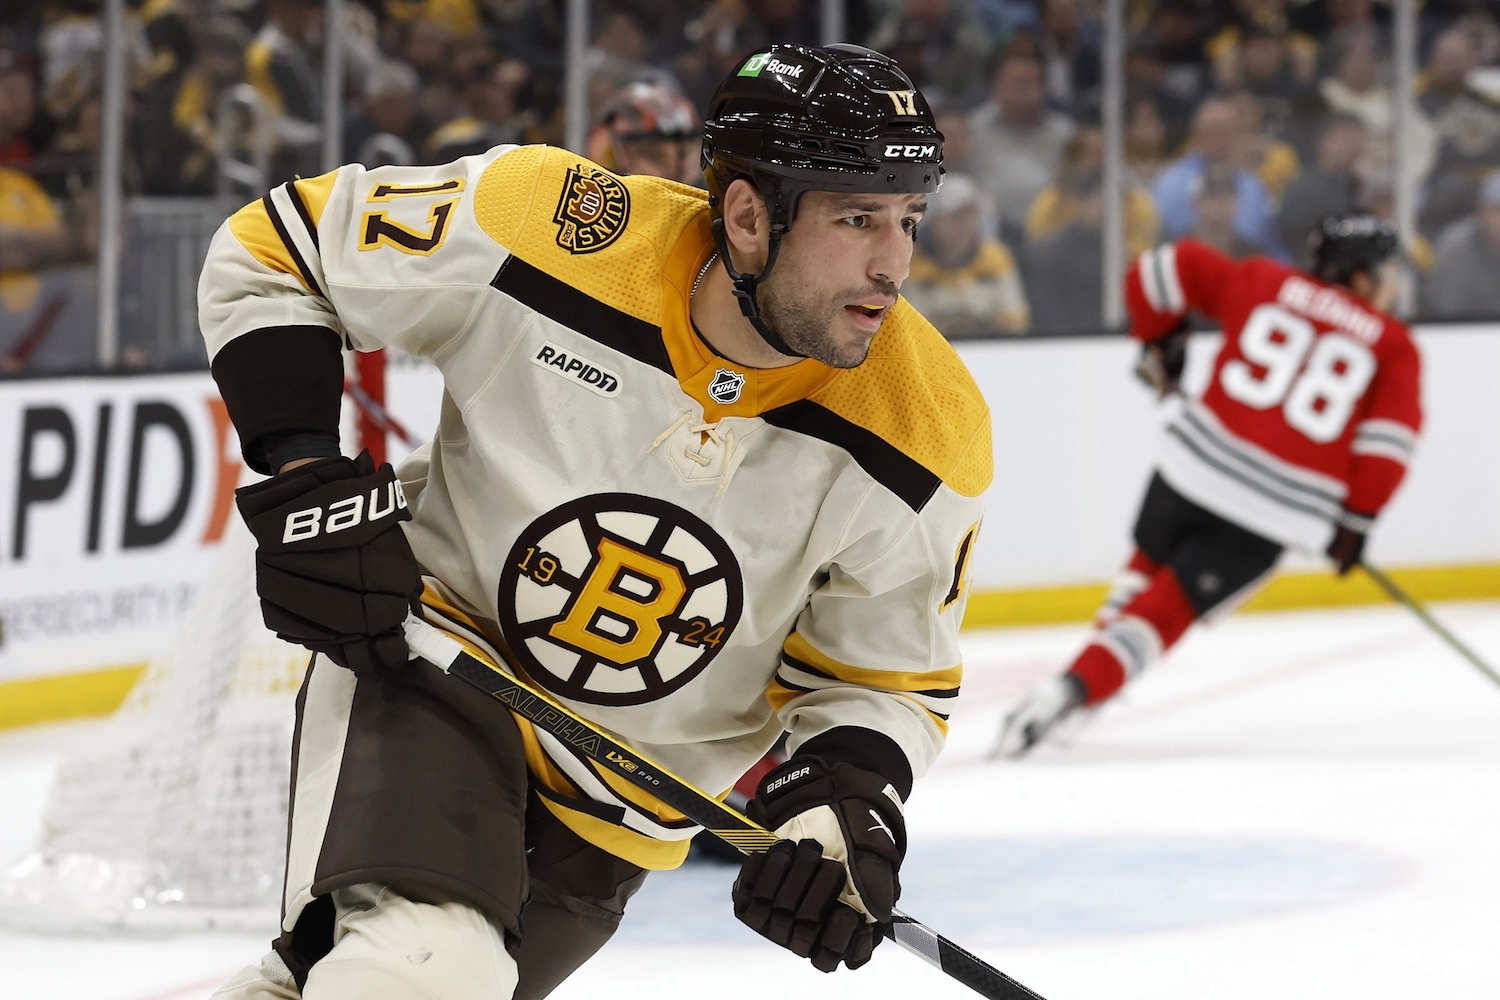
[994,211,1422,757]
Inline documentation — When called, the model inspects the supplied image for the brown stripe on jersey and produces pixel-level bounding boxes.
[490,255,673,374]
[780,654,958,705]
[762,399,942,511]
[781,651,836,681]
[262,194,324,298]
[282,180,320,251]
[533,777,627,825]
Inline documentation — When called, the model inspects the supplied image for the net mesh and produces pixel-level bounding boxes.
[0,520,307,933]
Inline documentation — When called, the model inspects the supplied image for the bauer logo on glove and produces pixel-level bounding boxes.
[282,478,409,544]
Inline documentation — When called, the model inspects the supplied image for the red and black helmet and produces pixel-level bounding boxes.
[588,81,700,181]
[599,81,698,142]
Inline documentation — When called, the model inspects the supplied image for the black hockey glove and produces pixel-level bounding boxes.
[1133,319,1190,399]
[1327,509,1373,576]
[732,756,905,973]
[235,451,422,678]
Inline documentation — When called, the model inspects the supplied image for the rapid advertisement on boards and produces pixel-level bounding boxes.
[0,372,246,681]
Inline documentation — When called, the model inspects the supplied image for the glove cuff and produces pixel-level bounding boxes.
[1337,508,1376,533]
[751,756,905,847]
[796,726,912,800]
[263,430,343,475]
[210,325,345,475]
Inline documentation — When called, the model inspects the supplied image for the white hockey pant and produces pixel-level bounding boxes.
[212,882,518,1000]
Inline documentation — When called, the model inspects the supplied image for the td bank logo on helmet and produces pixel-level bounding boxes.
[739,53,805,79]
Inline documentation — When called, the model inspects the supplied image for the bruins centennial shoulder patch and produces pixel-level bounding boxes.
[553,165,630,254]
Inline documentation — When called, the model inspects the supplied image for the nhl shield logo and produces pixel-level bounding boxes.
[707,368,746,403]
[553,165,630,254]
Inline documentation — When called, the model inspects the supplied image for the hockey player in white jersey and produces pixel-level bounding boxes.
[200,44,990,999]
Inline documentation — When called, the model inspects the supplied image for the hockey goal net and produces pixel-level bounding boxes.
[0,519,305,932]
[0,354,410,933]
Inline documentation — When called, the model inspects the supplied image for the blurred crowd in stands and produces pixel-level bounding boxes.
[8,0,1500,371]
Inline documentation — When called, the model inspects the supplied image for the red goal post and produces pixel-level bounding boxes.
[0,350,422,933]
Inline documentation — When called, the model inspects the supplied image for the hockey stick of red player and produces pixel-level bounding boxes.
[1361,563,1500,691]
[402,615,1049,1000]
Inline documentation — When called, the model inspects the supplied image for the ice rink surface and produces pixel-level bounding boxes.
[2,599,1498,1000]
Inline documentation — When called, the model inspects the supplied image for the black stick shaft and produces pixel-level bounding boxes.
[1361,563,1500,691]
[403,617,1049,1000]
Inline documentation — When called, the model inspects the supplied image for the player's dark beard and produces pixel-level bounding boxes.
[758,274,899,369]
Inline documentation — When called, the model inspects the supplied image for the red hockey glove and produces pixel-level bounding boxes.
[1133,319,1190,399]
[236,451,422,678]
[1327,509,1373,576]
[732,756,905,973]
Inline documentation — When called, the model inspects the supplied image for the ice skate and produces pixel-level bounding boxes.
[991,675,1085,758]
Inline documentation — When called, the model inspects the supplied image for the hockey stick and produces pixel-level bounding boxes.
[343,376,419,447]
[402,615,1048,1000]
[1,293,67,372]
[1360,563,1500,691]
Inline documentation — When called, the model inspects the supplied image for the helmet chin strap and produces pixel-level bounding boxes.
[709,214,807,360]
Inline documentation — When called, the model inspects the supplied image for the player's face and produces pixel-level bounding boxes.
[759,191,927,368]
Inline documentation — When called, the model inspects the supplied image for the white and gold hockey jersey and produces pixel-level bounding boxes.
[200,144,992,869]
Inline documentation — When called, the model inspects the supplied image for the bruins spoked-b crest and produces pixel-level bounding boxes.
[553,164,630,254]
[498,494,744,706]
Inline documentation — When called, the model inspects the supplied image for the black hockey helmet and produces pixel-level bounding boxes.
[700,44,944,356]
[1308,210,1398,286]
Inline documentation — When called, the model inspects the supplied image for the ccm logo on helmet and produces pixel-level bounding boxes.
[283,481,409,543]
[884,143,937,159]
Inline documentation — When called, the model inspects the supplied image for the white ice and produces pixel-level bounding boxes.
[2,600,1497,1000]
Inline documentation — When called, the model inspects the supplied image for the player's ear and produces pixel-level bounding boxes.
[721,178,770,272]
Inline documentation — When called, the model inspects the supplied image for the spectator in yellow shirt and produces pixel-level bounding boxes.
[903,173,1030,338]
[386,0,482,39]
[0,166,68,315]
[1027,121,1160,257]
[1226,88,1300,202]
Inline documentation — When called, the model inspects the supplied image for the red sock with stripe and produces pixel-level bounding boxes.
[1068,566,1199,705]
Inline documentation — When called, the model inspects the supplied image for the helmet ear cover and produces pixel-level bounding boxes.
[705,170,799,355]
